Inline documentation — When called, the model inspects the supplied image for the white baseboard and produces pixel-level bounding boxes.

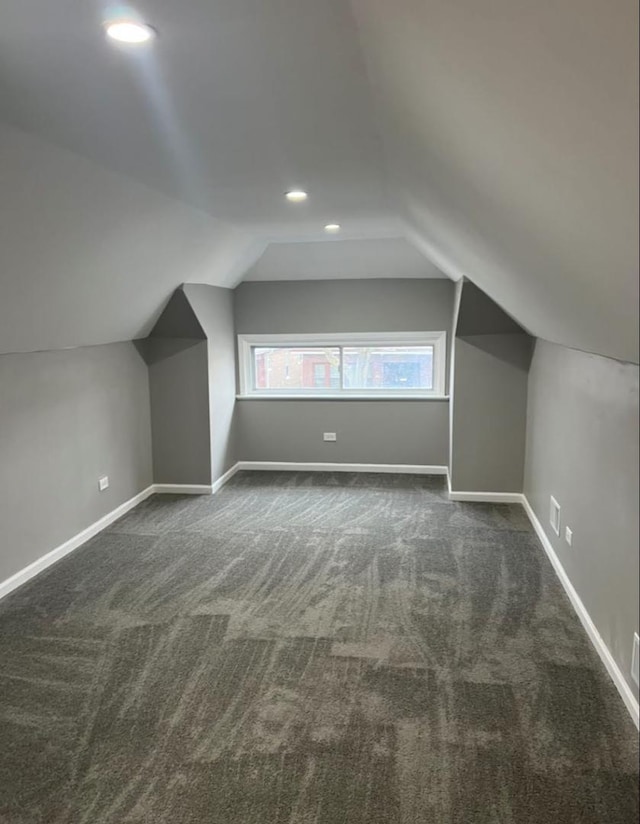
[153,484,214,495]
[448,490,525,503]
[0,485,155,602]
[446,472,640,727]
[236,461,449,475]
[522,496,639,730]
[446,471,524,503]
[153,464,241,496]
[0,466,243,603]
[3,467,636,729]
[211,463,241,493]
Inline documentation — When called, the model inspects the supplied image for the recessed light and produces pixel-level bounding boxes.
[285,190,308,203]
[104,20,157,44]
[324,223,341,233]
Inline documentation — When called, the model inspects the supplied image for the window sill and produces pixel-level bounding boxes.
[236,394,450,401]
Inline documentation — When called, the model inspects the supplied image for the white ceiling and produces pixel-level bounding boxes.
[0,0,392,231]
[351,0,639,363]
[0,0,637,361]
[0,122,263,352]
[244,238,446,281]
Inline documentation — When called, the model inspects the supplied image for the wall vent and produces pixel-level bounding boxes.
[549,496,561,536]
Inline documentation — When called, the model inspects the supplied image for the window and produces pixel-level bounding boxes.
[238,332,447,398]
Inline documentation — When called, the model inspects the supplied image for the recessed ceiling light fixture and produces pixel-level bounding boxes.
[104,19,157,44]
[285,190,308,203]
[324,223,341,233]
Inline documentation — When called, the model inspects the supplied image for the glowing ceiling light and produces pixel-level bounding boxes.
[105,20,157,44]
[324,223,341,233]
[285,190,308,203]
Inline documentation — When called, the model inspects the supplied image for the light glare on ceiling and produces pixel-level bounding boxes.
[285,190,308,203]
[324,223,341,233]
[105,20,157,44]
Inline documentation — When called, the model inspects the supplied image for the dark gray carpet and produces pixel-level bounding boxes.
[0,471,637,823]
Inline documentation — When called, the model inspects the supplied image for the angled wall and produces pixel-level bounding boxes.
[183,284,238,481]
[139,285,237,486]
[138,289,211,485]
[450,282,532,492]
[146,340,211,486]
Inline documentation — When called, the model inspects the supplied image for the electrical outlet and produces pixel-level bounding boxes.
[565,526,573,546]
[98,476,109,492]
[323,432,337,442]
[632,633,639,688]
[550,496,561,536]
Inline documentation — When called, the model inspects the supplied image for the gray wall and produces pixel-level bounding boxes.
[234,277,454,345]
[456,282,527,336]
[524,339,639,700]
[450,334,531,492]
[147,340,212,485]
[236,400,449,465]
[184,285,238,480]
[234,279,455,467]
[449,281,532,493]
[142,285,237,486]
[0,343,153,584]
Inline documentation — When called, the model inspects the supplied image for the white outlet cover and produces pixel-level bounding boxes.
[565,526,573,546]
[98,476,109,491]
[632,633,639,688]
[323,432,337,442]
[550,496,561,536]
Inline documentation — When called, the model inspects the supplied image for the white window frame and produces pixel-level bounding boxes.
[237,331,447,399]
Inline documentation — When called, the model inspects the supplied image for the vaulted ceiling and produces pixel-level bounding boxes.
[0,0,637,361]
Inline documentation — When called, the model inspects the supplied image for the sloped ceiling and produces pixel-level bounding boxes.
[350,0,639,363]
[0,0,391,229]
[0,122,263,352]
[0,0,637,361]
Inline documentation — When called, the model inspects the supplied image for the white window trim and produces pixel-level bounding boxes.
[237,331,447,399]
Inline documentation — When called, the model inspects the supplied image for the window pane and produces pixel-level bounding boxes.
[253,347,340,390]
[343,346,434,390]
